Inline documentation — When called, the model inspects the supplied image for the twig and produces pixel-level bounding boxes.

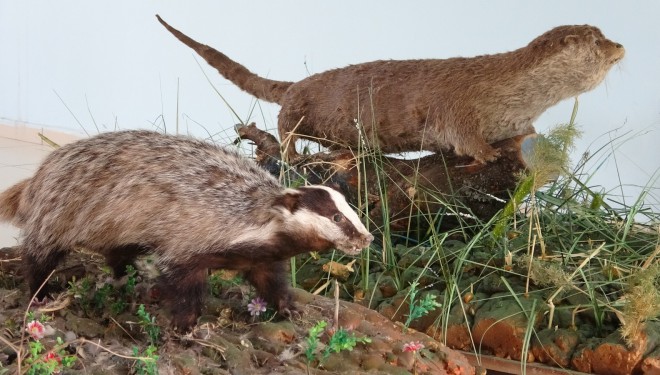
[334,279,340,332]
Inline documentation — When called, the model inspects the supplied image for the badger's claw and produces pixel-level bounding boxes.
[277,298,302,320]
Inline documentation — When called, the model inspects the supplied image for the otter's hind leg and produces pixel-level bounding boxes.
[450,124,500,164]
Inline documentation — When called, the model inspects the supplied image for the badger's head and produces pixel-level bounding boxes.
[276,186,373,255]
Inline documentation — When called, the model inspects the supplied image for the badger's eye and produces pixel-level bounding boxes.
[333,213,343,223]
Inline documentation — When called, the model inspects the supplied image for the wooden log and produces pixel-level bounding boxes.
[237,123,533,236]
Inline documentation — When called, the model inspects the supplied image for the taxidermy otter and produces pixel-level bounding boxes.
[157,16,624,163]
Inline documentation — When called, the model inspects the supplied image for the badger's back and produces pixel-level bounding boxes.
[17,130,283,260]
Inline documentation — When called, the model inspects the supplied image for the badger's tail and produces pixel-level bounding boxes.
[156,15,293,104]
[0,179,29,225]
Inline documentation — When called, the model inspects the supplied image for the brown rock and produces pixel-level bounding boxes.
[572,331,644,375]
[639,345,660,374]
[471,294,546,360]
[531,328,580,367]
[427,321,473,351]
[170,349,202,375]
[64,315,106,338]
[250,321,297,352]
[377,290,409,323]
[289,288,476,374]
[378,275,399,298]
[426,303,473,350]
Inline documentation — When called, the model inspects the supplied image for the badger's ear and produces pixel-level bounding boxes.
[274,189,301,212]
[323,181,343,193]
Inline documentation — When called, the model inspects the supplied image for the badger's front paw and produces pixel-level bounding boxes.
[277,295,302,319]
[171,311,198,333]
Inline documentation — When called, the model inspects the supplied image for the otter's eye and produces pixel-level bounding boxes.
[333,213,343,223]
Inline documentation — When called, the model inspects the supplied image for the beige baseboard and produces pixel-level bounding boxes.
[0,123,81,146]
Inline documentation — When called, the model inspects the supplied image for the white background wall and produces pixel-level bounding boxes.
[0,1,658,212]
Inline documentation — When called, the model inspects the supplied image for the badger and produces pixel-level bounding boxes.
[0,130,373,331]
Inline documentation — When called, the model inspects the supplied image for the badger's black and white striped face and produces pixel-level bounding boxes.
[281,186,373,255]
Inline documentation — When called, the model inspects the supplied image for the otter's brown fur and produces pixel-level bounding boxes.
[157,17,624,163]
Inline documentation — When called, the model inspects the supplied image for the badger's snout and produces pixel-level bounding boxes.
[362,233,374,248]
[337,232,373,255]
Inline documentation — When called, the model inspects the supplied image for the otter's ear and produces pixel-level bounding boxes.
[274,189,301,212]
[561,35,579,45]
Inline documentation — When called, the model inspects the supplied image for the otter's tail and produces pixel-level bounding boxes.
[0,179,29,225]
[156,15,293,104]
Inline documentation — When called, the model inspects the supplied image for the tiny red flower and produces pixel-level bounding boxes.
[44,351,62,364]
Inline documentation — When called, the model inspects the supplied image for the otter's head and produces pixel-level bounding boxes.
[529,25,625,93]
[276,186,373,255]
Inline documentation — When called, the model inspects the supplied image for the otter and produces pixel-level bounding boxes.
[157,16,624,163]
[0,130,373,331]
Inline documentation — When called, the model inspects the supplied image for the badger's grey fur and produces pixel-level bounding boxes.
[0,130,373,330]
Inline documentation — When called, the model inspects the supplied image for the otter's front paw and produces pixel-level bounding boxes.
[474,146,501,164]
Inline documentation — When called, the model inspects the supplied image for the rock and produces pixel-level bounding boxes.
[401,266,437,288]
[169,349,201,375]
[571,331,644,374]
[378,275,399,298]
[0,288,21,308]
[426,303,473,350]
[476,274,508,294]
[250,321,297,353]
[64,314,106,338]
[353,272,385,309]
[377,289,409,323]
[377,286,443,333]
[295,259,325,290]
[396,247,437,270]
[290,288,476,374]
[353,284,384,310]
[639,345,660,374]
[531,328,579,367]
[471,293,546,360]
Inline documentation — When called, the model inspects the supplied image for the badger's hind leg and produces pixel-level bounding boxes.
[23,246,68,300]
[245,260,299,318]
[103,244,149,277]
[156,263,207,331]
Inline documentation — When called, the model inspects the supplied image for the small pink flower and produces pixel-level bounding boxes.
[247,297,267,316]
[402,341,425,353]
[26,320,45,340]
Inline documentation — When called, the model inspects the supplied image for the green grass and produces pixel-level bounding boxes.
[50,73,659,372]
[264,100,658,371]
